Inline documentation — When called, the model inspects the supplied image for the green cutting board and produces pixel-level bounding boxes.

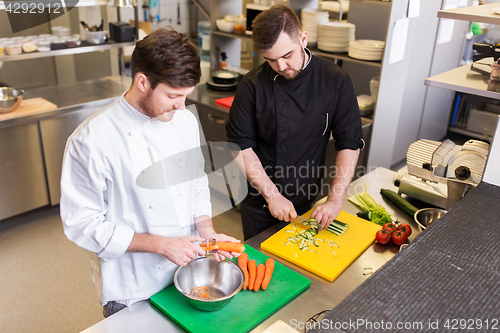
[150,245,310,333]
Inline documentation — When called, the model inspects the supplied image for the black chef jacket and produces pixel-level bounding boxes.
[226,50,363,214]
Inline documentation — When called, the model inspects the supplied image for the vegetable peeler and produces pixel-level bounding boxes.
[202,238,217,255]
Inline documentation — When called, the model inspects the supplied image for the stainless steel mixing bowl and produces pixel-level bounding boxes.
[173,256,244,311]
[414,208,448,231]
[0,87,24,113]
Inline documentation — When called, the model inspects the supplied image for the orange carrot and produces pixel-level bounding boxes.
[253,264,266,292]
[238,252,249,290]
[200,241,245,253]
[216,242,245,253]
[248,259,257,290]
[261,258,275,290]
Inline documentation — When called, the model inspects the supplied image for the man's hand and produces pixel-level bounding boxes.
[267,194,298,222]
[157,235,207,266]
[310,200,341,230]
[127,234,205,267]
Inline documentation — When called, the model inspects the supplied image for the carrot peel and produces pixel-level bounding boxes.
[191,286,210,299]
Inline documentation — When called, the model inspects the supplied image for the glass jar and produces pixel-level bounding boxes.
[197,21,211,63]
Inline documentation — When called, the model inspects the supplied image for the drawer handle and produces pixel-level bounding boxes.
[207,114,226,125]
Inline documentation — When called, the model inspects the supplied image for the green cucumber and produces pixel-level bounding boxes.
[380,188,419,218]
[357,211,373,221]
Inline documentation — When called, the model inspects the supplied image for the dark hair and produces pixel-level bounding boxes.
[130,27,201,89]
[251,4,302,51]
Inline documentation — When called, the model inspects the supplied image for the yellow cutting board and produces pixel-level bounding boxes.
[0,98,58,121]
[261,211,382,281]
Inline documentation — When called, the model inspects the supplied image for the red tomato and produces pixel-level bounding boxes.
[382,222,397,233]
[375,229,391,245]
[391,229,407,246]
[398,223,412,237]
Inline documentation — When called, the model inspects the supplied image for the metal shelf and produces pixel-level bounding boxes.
[0,0,109,10]
[0,41,136,62]
[424,59,500,100]
[448,126,491,141]
[309,46,382,68]
[437,3,500,25]
[211,30,382,68]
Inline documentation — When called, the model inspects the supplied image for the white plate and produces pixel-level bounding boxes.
[350,39,385,50]
[318,43,349,53]
[319,32,355,39]
[302,8,328,14]
[319,41,350,47]
[348,50,382,61]
[348,47,383,55]
[349,47,383,55]
[319,29,355,34]
[320,21,355,29]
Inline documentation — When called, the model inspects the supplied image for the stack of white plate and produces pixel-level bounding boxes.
[301,8,329,45]
[317,21,355,53]
[348,39,385,61]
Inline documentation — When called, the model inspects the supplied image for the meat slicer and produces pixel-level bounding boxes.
[396,139,490,210]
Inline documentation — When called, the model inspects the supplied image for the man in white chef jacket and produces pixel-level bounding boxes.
[60,28,240,317]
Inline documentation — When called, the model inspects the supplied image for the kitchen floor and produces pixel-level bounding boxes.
[0,195,243,333]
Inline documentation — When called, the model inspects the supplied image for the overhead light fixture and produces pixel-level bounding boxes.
[109,0,137,8]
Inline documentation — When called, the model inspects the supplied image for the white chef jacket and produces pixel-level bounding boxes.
[60,93,212,306]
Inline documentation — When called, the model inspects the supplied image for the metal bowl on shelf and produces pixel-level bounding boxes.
[414,208,448,231]
[0,87,24,113]
[173,256,244,312]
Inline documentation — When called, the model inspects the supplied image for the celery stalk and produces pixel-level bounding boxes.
[348,187,392,226]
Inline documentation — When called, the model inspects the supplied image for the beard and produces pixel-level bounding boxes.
[279,48,306,81]
[138,89,176,122]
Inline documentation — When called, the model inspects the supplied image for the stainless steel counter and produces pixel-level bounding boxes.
[81,167,420,333]
[0,76,234,129]
[0,76,132,129]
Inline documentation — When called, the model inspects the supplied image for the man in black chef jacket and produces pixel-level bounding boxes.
[226,4,364,240]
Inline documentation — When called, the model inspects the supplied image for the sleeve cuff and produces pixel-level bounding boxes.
[334,138,364,151]
[227,137,256,151]
[97,224,135,261]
